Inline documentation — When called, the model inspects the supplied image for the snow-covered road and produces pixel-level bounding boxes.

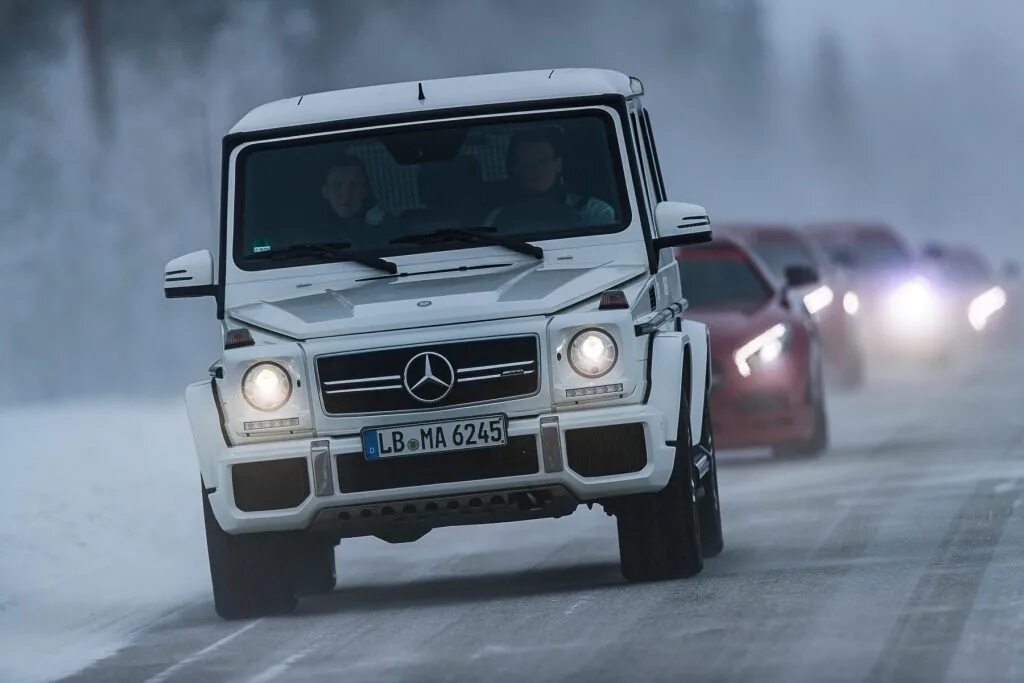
[3,332,1023,683]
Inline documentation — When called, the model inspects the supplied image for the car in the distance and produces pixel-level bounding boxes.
[922,243,1008,335]
[676,237,828,457]
[720,223,864,388]
[806,222,951,360]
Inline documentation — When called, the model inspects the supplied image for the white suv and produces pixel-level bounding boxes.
[166,68,722,619]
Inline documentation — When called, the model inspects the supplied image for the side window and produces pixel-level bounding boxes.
[641,109,667,201]
[629,111,658,228]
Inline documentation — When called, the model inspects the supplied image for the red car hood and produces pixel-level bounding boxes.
[688,302,794,357]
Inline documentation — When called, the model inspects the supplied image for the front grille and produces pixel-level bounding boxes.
[317,335,539,415]
[232,458,310,512]
[565,423,647,477]
[336,435,539,493]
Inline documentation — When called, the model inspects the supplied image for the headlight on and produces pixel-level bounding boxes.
[843,291,860,316]
[242,362,292,411]
[734,324,788,378]
[568,329,618,378]
[803,285,834,315]
[888,278,937,321]
[968,286,1006,331]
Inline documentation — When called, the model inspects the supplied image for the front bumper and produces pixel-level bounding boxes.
[709,355,813,449]
[188,382,676,535]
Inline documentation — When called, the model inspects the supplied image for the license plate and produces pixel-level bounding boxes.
[361,415,507,460]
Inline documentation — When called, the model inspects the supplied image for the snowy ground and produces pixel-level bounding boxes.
[2,324,1022,682]
[0,403,209,683]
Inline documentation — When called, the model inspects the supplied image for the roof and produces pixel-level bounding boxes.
[231,69,636,135]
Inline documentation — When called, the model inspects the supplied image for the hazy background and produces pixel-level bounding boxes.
[1,0,1022,403]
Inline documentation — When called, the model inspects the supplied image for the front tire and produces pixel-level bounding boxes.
[613,388,703,582]
[774,397,829,458]
[203,489,297,620]
[696,397,724,558]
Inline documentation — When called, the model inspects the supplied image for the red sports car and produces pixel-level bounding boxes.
[720,223,865,388]
[676,238,828,457]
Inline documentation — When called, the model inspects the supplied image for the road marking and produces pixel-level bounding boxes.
[142,620,261,683]
[994,479,1017,494]
[244,642,320,683]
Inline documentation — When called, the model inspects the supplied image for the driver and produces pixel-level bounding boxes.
[321,155,391,233]
[488,128,615,228]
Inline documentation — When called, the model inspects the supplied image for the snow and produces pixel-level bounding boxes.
[0,402,209,683]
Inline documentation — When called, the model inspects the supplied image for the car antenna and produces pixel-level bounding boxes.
[417,82,425,101]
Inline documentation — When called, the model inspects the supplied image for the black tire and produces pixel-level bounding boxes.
[614,387,703,582]
[696,397,724,558]
[203,489,298,620]
[773,397,829,458]
[839,345,865,390]
[293,539,337,596]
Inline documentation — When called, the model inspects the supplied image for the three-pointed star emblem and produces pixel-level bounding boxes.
[403,351,455,402]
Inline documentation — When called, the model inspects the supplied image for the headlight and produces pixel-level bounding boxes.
[843,291,860,316]
[242,362,292,411]
[968,286,1006,331]
[734,324,788,378]
[886,277,941,329]
[568,329,618,378]
[803,285,834,315]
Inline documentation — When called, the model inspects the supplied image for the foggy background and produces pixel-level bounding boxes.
[1,0,1022,403]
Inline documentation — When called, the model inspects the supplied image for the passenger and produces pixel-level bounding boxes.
[489,128,615,228]
[320,155,391,233]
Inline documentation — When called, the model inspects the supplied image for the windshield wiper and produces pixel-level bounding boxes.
[391,227,543,260]
[248,242,398,274]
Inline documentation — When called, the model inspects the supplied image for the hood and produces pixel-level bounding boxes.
[230,260,646,340]
[688,302,792,357]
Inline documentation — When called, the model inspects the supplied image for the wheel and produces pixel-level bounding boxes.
[773,397,829,458]
[293,538,337,596]
[839,343,865,390]
[696,396,724,558]
[613,384,703,582]
[203,488,298,619]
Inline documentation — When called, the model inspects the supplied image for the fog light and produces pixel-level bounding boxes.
[566,383,624,399]
[243,417,300,431]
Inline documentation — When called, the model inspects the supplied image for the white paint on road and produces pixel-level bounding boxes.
[142,620,262,683]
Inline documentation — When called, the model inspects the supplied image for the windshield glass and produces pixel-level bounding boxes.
[677,250,772,309]
[747,237,817,279]
[848,234,912,271]
[234,111,629,270]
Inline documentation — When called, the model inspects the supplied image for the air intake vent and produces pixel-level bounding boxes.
[648,286,657,311]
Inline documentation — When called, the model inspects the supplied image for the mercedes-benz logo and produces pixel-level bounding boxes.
[403,351,455,403]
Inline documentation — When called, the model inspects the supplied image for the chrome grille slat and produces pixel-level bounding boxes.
[458,360,534,374]
[316,335,540,415]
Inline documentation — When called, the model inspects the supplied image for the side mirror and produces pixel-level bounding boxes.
[784,264,820,288]
[652,201,712,250]
[164,249,216,299]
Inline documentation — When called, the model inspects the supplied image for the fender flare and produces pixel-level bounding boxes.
[680,319,710,446]
[645,325,706,447]
[185,378,227,489]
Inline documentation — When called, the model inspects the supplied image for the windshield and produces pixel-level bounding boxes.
[935,253,993,285]
[847,234,912,271]
[747,237,817,279]
[677,250,772,309]
[234,111,629,270]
